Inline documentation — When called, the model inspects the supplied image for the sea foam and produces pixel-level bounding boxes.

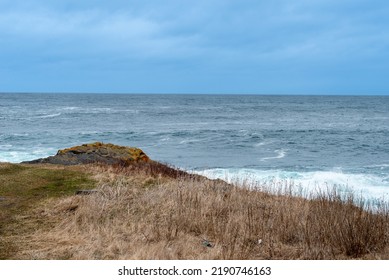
[0,148,56,163]
[260,149,287,161]
[193,168,389,201]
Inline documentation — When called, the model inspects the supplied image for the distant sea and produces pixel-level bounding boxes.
[1,93,389,200]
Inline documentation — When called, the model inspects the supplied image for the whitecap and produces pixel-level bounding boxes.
[179,139,202,145]
[91,108,112,112]
[366,164,389,168]
[61,107,79,111]
[254,141,271,147]
[79,131,99,135]
[121,109,139,114]
[191,168,389,202]
[36,113,62,119]
[24,113,62,120]
[31,147,56,155]
[260,149,286,161]
[0,147,56,163]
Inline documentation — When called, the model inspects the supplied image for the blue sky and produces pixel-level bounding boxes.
[1,0,388,94]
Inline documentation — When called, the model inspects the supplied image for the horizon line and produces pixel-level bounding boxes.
[1,91,389,97]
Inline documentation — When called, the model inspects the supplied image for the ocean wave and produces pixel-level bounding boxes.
[254,140,273,147]
[61,107,80,111]
[366,164,389,168]
[1,133,30,141]
[79,131,100,135]
[160,137,170,142]
[59,107,140,114]
[0,147,56,163]
[0,144,13,148]
[34,113,62,119]
[192,168,389,201]
[17,113,62,120]
[179,139,203,145]
[260,149,287,161]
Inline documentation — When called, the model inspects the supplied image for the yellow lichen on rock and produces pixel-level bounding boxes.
[57,142,104,155]
[26,142,149,165]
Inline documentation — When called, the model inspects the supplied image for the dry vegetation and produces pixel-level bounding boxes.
[1,162,389,259]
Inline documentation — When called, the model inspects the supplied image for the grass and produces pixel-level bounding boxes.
[0,163,96,259]
[1,161,388,259]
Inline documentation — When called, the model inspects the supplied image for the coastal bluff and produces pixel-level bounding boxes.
[22,142,150,166]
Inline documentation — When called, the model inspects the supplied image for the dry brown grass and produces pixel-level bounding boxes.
[5,162,388,260]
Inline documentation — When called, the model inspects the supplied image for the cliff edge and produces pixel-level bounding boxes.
[23,142,149,166]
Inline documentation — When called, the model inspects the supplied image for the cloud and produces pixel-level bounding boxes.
[0,10,198,58]
[2,0,388,62]
[1,0,389,93]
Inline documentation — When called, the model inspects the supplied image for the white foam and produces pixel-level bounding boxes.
[23,113,62,120]
[0,147,56,163]
[260,149,287,161]
[36,113,62,119]
[79,131,100,136]
[254,141,269,147]
[192,168,389,202]
[11,133,30,137]
[61,107,79,111]
[92,108,112,112]
[179,139,203,145]
[366,164,389,168]
[60,107,114,114]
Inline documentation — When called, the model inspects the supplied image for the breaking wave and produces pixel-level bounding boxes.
[193,168,389,201]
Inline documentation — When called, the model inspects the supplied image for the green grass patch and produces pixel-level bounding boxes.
[0,164,95,199]
[0,163,96,259]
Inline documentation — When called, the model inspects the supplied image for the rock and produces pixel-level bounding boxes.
[23,142,149,166]
[202,239,213,248]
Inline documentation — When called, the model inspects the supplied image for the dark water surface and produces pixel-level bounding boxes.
[1,93,389,199]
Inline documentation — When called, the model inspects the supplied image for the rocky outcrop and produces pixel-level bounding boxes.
[23,142,149,166]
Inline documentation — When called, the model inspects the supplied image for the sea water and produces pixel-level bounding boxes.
[1,93,389,200]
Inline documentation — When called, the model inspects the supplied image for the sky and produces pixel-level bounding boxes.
[0,0,389,94]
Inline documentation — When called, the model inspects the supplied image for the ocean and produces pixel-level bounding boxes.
[1,93,389,200]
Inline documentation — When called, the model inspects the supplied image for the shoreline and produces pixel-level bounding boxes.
[191,167,389,204]
[2,155,389,202]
